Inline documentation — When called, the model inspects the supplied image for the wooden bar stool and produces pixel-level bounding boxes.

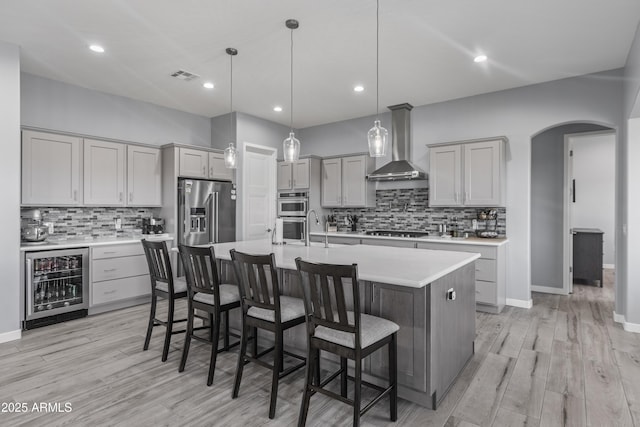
[230,249,307,419]
[141,239,188,362]
[295,257,398,427]
[178,244,241,386]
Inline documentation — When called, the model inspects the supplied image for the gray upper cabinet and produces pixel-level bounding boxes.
[128,145,161,206]
[179,147,208,178]
[321,155,375,208]
[277,159,310,190]
[428,137,506,207]
[22,130,82,206]
[208,152,233,181]
[84,139,126,206]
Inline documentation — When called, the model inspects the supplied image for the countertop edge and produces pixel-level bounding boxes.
[309,231,508,246]
[20,236,174,252]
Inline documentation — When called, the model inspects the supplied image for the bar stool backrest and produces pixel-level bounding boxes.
[295,258,361,349]
[142,239,175,294]
[230,250,280,315]
[178,245,221,302]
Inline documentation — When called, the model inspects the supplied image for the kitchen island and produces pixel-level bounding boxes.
[209,239,479,409]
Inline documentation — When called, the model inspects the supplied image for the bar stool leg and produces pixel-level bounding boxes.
[223,310,230,351]
[143,293,157,351]
[269,326,283,419]
[232,323,249,399]
[298,343,315,427]
[252,327,258,357]
[389,333,397,421]
[353,357,362,427]
[162,297,175,362]
[179,301,194,372]
[340,357,348,398]
[207,312,221,386]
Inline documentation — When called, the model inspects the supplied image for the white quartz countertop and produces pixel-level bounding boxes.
[20,235,173,252]
[310,231,508,246]
[206,239,480,288]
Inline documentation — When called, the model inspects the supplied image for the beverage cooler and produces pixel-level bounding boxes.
[24,248,89,329]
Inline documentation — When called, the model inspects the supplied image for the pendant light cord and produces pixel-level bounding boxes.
[290,26,294,132]
[229,52,233,144]
[376,0,380,119]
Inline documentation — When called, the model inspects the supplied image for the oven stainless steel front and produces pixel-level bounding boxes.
[281,217,306,241]
[277,192,308,217]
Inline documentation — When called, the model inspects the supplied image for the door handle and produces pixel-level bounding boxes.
[119,192,123,202]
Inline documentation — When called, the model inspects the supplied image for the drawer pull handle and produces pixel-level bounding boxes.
[476,290,480,293]
[104,290,117,295]
[104,268,117,272]
[103,251,117,254]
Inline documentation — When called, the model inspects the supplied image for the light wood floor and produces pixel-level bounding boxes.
[2,270,639,426]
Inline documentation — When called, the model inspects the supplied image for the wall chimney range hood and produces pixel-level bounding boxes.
[367,103,426,181]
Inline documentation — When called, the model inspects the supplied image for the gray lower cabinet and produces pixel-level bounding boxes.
[361,238,416,248]
[416,241,506,313]
[310,235,362,245]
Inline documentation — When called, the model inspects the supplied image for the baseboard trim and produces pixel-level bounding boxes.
[0,329,21,343]
[603,264,615,269]
[531,285,568,295]
[506,298,533,309]
[612,311,640,333]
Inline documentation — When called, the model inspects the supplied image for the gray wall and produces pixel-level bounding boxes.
[299,69,623,304]
[0,41,21,337]
[530,124,609,289]
[235,112,292,156]
[21,73,212,147]
[211,112,236,149]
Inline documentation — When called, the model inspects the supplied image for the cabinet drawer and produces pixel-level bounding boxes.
[475,280,497,305]
[416,242,496,259]
[92,275,150,306]
[93,255,148,282]
[475,259,497,282]
[93,243,144,259]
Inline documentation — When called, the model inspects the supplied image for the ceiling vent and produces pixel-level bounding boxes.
[170,70,200,81]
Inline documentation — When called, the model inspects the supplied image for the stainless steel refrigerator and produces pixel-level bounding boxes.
[178,178,236,249]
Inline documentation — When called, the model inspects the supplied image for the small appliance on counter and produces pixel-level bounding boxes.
[21,209,50,245]
[141,217,165,234]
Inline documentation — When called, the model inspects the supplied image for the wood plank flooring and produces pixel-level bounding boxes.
[1,269,639,426]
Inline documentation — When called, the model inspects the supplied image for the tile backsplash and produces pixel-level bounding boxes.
[21,207,159,238]
[328,188,506,236]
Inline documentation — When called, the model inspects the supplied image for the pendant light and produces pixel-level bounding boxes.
[367,0,388,157]
[283,19,300,162]
[224,47,238,169]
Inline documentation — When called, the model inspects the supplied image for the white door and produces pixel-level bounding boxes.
[84,139,126,206]
[564,136,575,294]
[242,143,276,241]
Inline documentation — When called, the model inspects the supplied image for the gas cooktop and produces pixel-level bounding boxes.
[365,230,430,238]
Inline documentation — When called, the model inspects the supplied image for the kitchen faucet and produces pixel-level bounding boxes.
[305,209,319,246]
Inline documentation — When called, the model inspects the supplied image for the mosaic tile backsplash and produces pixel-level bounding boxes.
[328,188,506,236]
[21,207,159,238]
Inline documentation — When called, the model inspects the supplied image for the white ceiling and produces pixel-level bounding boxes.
[1,0,639,128]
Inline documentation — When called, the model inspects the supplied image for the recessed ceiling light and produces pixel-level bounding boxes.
[353,85,364,92]
[273,106,283,112]
[89,44,105,53]
[474,55,488,63]
[203,82,214,89]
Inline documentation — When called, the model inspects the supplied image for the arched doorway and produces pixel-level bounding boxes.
[530,122,616,297]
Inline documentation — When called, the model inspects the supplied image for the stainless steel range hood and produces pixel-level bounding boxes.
[367,103,426,181]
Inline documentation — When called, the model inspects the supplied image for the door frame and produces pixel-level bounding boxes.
[563,129,616,294]
[239,142,277,240]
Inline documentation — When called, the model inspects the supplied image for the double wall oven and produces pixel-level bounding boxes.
[277,191,308,241]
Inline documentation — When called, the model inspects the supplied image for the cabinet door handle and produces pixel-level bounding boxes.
[455,192,459,203]
[202,166,206,175]
[73,190,77,201]
[465,192,469,203]
[292,179,296,188]
[210,167,213,177]
[129,192,133,202]
[119,192,123,202]
[289,179,291,188]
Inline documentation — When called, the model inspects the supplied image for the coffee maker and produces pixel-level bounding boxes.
[141,217,164,235]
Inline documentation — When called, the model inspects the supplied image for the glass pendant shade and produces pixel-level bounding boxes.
[283,132,300,162]
[224,142,237,169]
[367,120,388,157]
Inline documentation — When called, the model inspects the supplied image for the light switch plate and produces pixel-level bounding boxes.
[115,218,122,230]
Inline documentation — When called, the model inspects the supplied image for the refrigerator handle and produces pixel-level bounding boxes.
[214,192,220,243]
[183,189,190,238]
[204,192,214,243]
[26,258,33,316]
